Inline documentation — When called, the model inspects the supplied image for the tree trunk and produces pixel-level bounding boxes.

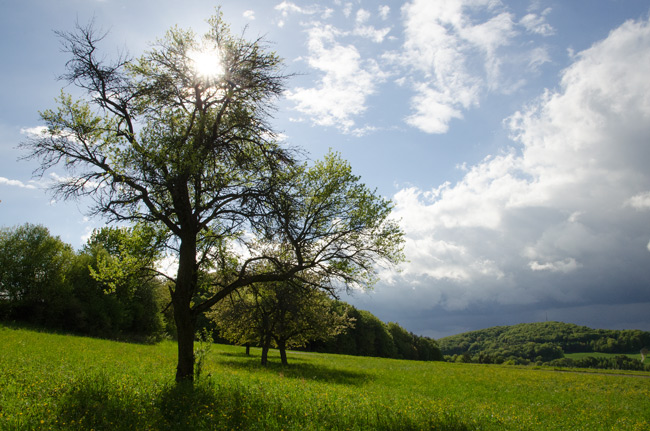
[261,335,271,366]
[174,303,196,382]
[173,234,198,383]
[261,345,269,366]
[279,339,288,366]
[245,344,250,356]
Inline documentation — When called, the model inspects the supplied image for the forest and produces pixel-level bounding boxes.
[438,321,650,370]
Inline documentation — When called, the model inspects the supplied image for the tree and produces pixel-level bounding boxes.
[83,226,166,339]
[0,224,74,323]
[415,336,443,361]
[351,309,397,358]
[388,322,418,360]
[264,282,352,366]
[22,12,404,382]
[210,280,352,366]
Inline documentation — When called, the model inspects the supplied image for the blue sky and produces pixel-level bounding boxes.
[2,0,650,338]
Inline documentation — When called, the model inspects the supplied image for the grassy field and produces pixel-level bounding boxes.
[1,324,649,430]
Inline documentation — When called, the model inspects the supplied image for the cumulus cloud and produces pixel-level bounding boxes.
[397,0,518,133]
[275,1,311,16]
[384,16,650,316]
[393,0,558,134]
[0,177,38,189]
[285,24,386,134]
[281,0,553,135]
[353,8,391,43]
[243,10,255,20]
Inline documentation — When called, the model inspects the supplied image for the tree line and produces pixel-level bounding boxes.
[439,321,650,370]
[203,282,442,365]
[0,224,168,341]
[1,223,439,366]
[304,306,442,361]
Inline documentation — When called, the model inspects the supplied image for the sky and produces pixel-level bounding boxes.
[2,0,650,339]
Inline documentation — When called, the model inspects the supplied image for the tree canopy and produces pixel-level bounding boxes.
[22,11,404,381]
[0,224,73,321]
[210,279,352,366]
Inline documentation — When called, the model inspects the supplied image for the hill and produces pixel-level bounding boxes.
[1,324,649,430]
[438,321,650,368]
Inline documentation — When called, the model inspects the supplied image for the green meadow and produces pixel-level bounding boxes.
[1,324,649,430]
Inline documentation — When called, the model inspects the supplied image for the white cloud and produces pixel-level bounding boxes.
[393,0,558,134]
[354,25,391,44]
[626,191,650,210]
[519,8,554,36]
[529,258,580,273]
[396,0,518,133]
[353,8,391,43]
[378,5,390,21]
[274,2,332,19]
[275,1,307,16]
[80,225,95,244]
[285,24,386,133]
[0,177,38,189]
[20,126,47,138]
[355,9,370,24]
[404,84,468,134]
[243,10,255,20]
[274,2,333,26]
[342,2,353,18]
[281,0,551,136]
[388,16,650,311]
[527,46,551,71]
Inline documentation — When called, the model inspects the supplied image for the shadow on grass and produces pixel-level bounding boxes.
[56,371,477,431]
[218,349,312,362]
[217,355,374,387]
[55,372,149,430]
[56,373,251,431]
[0,319,162,345]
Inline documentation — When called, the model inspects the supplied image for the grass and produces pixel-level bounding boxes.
[1,324,649,430]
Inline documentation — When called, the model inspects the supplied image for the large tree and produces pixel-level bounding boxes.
[22,12,404,382]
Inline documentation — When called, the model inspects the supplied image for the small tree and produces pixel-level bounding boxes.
[211,280,352,365]
[22,12,404,382]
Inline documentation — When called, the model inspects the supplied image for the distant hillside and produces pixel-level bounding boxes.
[438,321,650,369]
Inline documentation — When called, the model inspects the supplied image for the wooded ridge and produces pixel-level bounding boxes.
[438,321,650,370]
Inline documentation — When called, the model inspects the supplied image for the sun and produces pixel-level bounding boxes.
[188,48,225,82]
